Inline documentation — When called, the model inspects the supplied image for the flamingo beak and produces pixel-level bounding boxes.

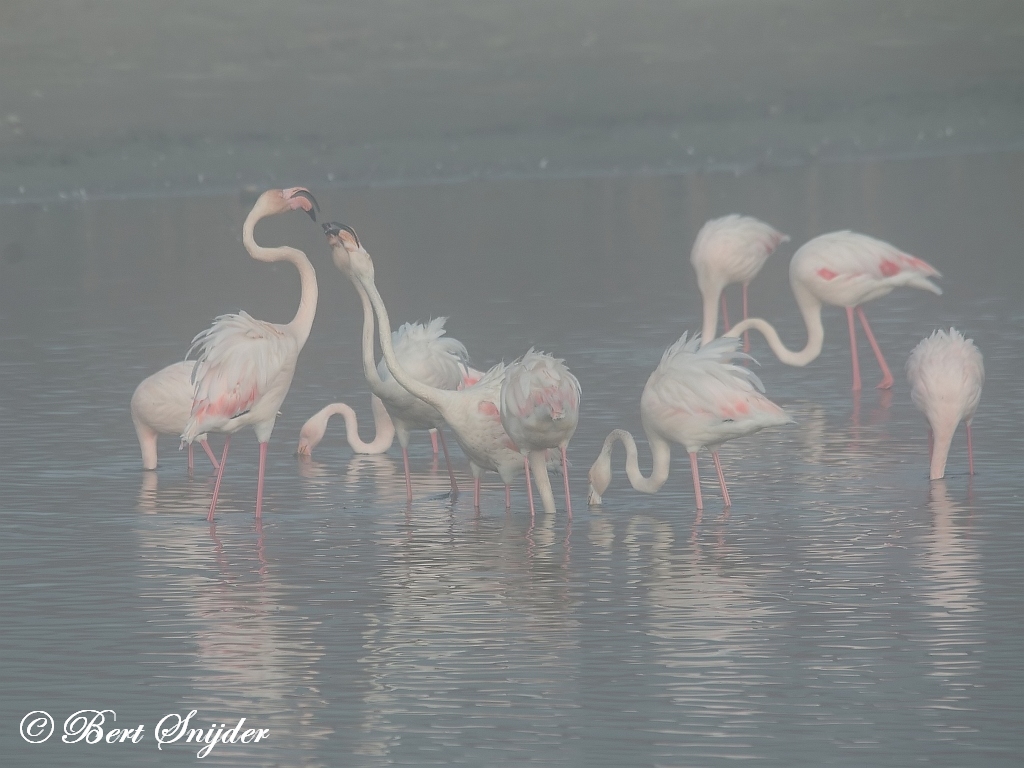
[286,188,320,222]
[323,222,361,249]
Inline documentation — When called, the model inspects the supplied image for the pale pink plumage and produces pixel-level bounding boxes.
[130,360,218,472]
[588,333,791,509]
[297,394,395,457]
[500,349,581,516]
[182,187,319,521]
[906,328,984,480]
[691,214,789,348]
[727,230,942,390]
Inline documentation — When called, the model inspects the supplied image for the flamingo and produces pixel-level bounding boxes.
[323,223,471,501]
[331,224,528,508]
[587,333,791,510]
[691,214,789,350]
[724,231,942,390]
[500,350,581,516]
[131,360,219,472]
[906,328,984,480]
[297,394,395,457]
[181,187,320,521]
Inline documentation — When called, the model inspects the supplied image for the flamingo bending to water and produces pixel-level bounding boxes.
[322,223,473,500]
[181,187,320,521]
[131,360,219,472]
[500,350,581,516]
[297,394,396,457]
[332,224,528,508]
[725,231,942,390]
[691,214,789,350]
[588,333,791,510]
[906,328,984,480]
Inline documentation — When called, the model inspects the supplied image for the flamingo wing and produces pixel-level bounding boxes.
[183,311,296,439]
[502,350,581,423]
[378,317,469,391]
[804,231,942,295]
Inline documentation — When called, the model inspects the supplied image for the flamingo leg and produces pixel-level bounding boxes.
[966,422,975,475]
[207,437,231,523]
[856,307,894,389]
[255,441,268,519]
[928,429,934,463]
[688,452,704,510]
[474,477,481,509]
[742,283,750,353]
[720,293,731,333]
[711,451,732,507]
[525,457,536,516]
[437,429,459,499]
[188,444,194,474]
[200,439,220,470]
[430,429,439,456]
[505,484,511,509]
[561,446,572,517]
[402,447,413,502]
[846,306,862,391]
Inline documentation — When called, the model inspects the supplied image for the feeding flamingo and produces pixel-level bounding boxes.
[297,394,396,458]
[500,350,581,516]
[332,224,529,508]
[131,360,219,472]
[691,214,789,350]
[181,187,320,521]
[322,223,472,500]
[906,328,984,480]
[724,230,942,390]
[587,333,791,510]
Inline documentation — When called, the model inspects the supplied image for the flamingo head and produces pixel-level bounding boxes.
[278,187,320,221]
[324,222,373,281]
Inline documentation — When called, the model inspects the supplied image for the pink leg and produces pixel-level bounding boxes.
[856,307,894,389]
[688,452,704,510]
[255,441,268,519]
[402,447,413,502]
[505,484,511,509]
[188,444,194,473]
[474,477,481,509]
[712,451,731,507]
[742,283,750,353]
[928,429,933,463]
[207,437,231,523]
[561,446,572,517]
[525,457,536,516]
[437,429,458,499]
[966,422,974,475]
[430,430,439,456]
[200,439,220,470]
[846,306,862,391]
[720,294,731,333]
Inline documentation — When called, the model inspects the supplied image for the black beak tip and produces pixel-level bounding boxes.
[323,221,342,237]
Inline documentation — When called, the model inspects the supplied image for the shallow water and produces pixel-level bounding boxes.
[1,151,1023,766]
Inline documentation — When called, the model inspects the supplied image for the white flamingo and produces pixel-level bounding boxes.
[725,230,942,390]
[333,224,527,508]
[588,333,791,510]
[181,187,319,521]
[906,328,984,480]
[322,222,471,501]
[691,214,789,350]
[131,360,219,472]
[500,350,581,516]
[297,395,395,458]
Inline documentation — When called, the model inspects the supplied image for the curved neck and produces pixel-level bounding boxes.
[357,272,454,414]
[726,287,823,366]
[700,286,723,344]
[242,203,317,346]
[331,397,395,454]
[610,429,671,493]
[346,279,388,393]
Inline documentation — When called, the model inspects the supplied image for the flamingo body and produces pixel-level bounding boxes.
[691,214,789,344]
[131,360,216,471]
[906,328,984,480]
[500,350,581,515]
[588,333,791,509]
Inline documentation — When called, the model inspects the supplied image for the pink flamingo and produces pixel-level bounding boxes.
[500,350,581,516]
[297,395,395,458]
[332,224,528,508]
[323,223,471,501]
[181,187,319,521]
[725,230,942,390]
[131,360,219,472]
[588,333,791,510]
[906,328,984,480]
[691,214,789,350]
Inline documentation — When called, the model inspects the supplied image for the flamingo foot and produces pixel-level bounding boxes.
[856,307,894,390]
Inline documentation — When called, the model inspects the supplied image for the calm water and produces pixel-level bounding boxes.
[1,152,1023,766]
